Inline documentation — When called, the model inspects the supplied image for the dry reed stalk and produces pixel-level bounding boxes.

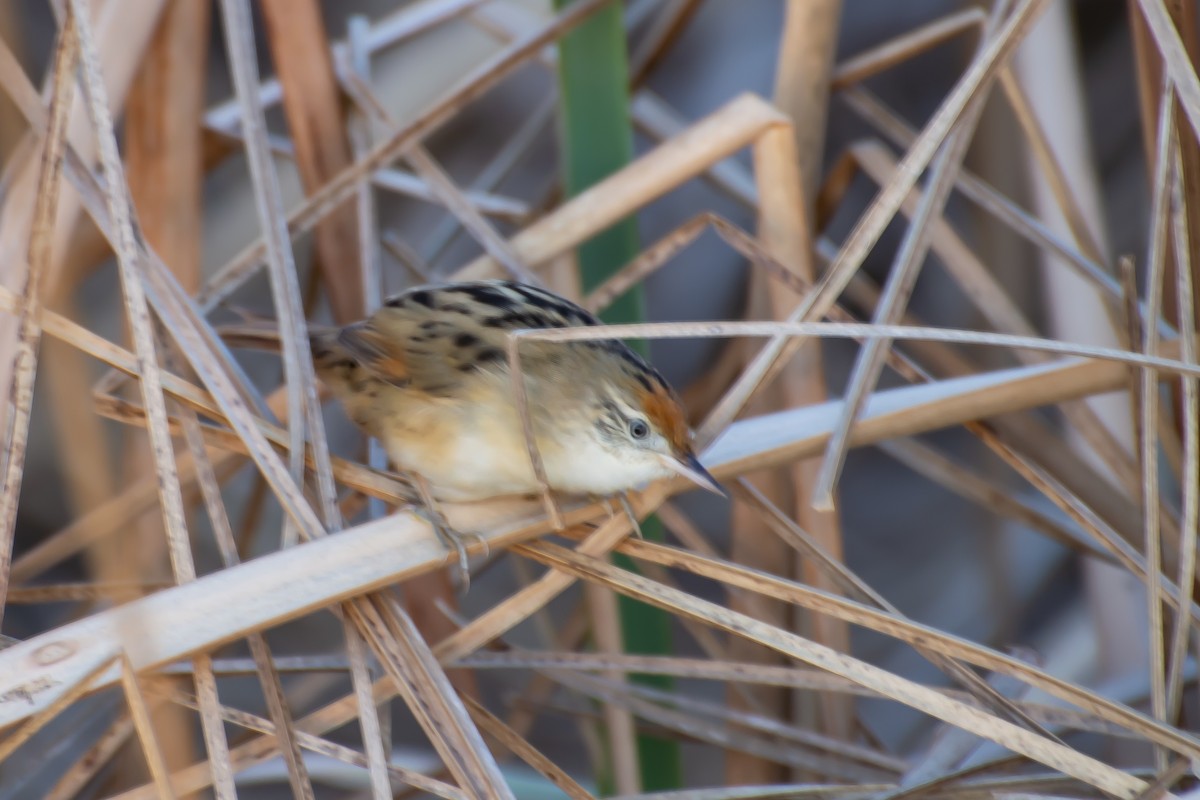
[218,0,338,551]
[421,94,555,264]
[585,574,642,793]
[65,1,218,787]
[630,92,758,211]
[627,0,703,83]
[456,94,789,280]
[458,649,1148,738]
[1142,73,1176,766]
[699,0,1051,446]
[464,696,597,800]
[203,0,491,136]
[814,5,1004,510]
[165,689,464,799]
[260,0,364,322]
[197,0,613,312]
[0,13,333,568]
[1164,130,1199,737]
[347,19,402,769]
[514,539,1150,798]
[118,654,178,799]
[841,86,1144,324]
[729,0,850,771]
[1166,178,1200,733]
[0,10,78,625]
[0,329,1168,734]
[123,0,215,781]
[217,5,502,762]
[0,0,166,429]
[831,7,987,89]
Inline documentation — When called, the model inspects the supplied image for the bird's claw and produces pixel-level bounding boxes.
[412,505,486,594]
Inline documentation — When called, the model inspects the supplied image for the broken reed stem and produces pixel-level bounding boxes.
[0,11,77,626]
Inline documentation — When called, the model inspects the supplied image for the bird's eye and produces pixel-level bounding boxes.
[628,419,650,440]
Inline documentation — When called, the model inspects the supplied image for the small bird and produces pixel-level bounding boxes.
[223,280,721,565]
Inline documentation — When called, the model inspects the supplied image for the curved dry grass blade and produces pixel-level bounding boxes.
[460,649,1143,738]
[813,8,1000,509]
[45,712,135,800]
[841,87,1160,335]
[546,669,896,782]
[1141,74,1175,759]
[422,95,554,265]
[555,670,907,777]
[610,788,887,800]
[345,622,393,800]
[1137,0,1200,144]
[514,540,1151,798]
[508,319,1200,379]
[166,688,466,800]
[465,696,597,800]
[831,7,987,89]
[582,535,1200,759]
[118,653,177,800]
[697,0,1053,446]
[349,594,514,799]
[1165,115,1200,727]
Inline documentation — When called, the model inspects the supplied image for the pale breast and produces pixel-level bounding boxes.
[374,387,543,501]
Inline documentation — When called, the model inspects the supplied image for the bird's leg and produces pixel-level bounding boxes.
[410,473,473,590]
[617,493,644,539]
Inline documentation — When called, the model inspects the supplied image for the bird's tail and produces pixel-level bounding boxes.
[217,320,337,354]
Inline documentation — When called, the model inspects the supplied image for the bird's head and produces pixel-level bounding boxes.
[584,354,724,497]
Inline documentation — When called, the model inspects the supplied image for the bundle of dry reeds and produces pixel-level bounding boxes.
[0,0,1193,797]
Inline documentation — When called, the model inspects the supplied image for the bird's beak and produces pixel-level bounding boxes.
[662,452,726,497]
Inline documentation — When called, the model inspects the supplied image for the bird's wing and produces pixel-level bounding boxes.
[361,280,601,395]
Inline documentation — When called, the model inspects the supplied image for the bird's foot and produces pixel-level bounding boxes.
[411,504,482,592]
